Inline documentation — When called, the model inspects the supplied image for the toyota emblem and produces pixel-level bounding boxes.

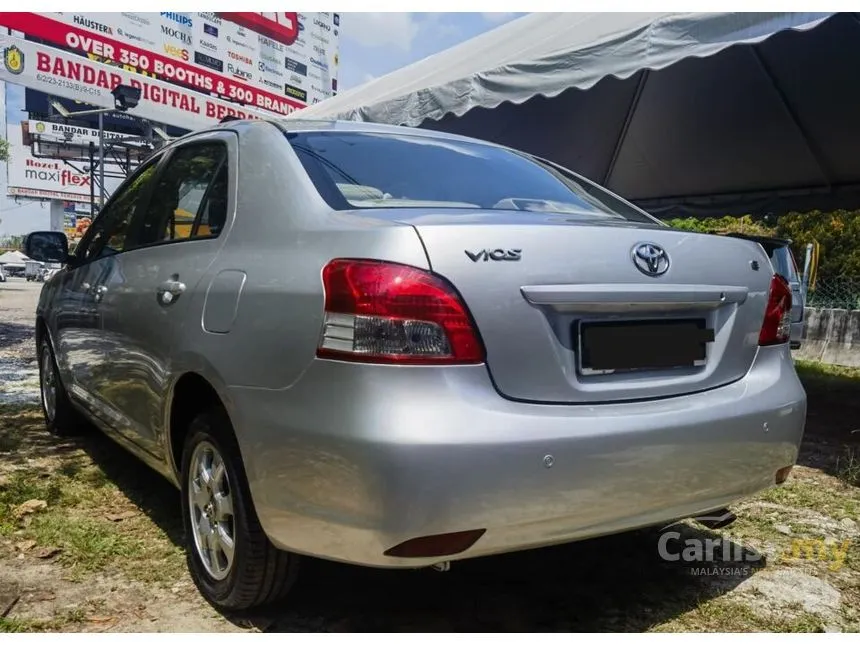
[632,243,670,277]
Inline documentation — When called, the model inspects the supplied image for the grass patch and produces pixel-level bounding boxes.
[0,616,43,633]
[795,359,860,384]
[758,478,860,519]
[835,448,860,488]
[0,608,89,633]
[0,403,186,585]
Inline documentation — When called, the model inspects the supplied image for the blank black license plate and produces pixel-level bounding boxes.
[578,319,714,372]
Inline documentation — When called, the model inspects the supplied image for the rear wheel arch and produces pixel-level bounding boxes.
[35,316,47,351]
[168,372,232,479]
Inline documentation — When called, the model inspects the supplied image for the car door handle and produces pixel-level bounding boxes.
[157,278,186,306]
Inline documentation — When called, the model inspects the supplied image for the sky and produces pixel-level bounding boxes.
[336,13,524,89]
[0,12,525,237]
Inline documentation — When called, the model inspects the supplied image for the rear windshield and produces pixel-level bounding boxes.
[286,131,658,224]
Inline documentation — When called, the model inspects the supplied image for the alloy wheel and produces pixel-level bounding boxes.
[40,347,57,423]
[188,441,236,581]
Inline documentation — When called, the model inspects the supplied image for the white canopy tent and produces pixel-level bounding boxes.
[0,250,29,265]
[290,12,860,218]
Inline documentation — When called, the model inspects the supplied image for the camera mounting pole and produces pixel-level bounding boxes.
[49,84,142,210]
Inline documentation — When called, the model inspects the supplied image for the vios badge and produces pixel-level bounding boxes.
[632,242,669,277]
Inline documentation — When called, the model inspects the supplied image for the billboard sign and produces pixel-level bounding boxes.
[5,123,123,203]
[0,11,340,124]
[1,34,274,131]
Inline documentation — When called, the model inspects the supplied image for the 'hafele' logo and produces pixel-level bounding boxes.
[259,35,285,52]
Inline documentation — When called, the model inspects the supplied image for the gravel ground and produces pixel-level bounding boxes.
[0,279,41,405]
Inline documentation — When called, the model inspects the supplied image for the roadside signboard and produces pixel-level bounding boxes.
[0,11,340,127]
[5,124,124,203]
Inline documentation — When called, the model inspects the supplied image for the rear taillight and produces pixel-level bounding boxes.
[316,259,485,364]
[758,274,792,346]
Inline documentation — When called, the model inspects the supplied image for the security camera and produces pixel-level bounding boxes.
[111,84,141,112]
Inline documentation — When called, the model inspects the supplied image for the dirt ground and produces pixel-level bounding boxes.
[1,278,858,632]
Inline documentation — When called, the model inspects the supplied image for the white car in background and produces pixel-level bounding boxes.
[0,264,6,282]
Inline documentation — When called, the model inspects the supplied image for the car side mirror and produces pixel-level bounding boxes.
[22,231,70,264]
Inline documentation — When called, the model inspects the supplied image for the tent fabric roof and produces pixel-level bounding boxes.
[0,250,28,264]
[289,12,860,218]
[292,12,834,127]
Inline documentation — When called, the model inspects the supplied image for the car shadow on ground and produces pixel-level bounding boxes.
[73,423,763,632]
[794,364,860,478]
[73,426,186,547]
[244,527,763,632]
[0,322,34,351]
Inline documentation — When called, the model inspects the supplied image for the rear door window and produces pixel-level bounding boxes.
[136,142,228,247]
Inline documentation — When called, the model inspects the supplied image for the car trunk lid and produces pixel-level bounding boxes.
[396,210,774,404]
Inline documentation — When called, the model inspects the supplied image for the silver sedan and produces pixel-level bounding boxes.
[25,119,807,611]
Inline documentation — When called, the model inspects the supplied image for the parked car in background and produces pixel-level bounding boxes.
[24,119,807,611]
[24,260,46,282]
[724,233,806,349]
[0,264,6,282]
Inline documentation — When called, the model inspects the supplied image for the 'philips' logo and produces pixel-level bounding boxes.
[161,12,192,28]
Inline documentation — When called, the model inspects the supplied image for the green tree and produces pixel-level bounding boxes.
[666,215,774,236]
[0,137,9,163]
[776,210,860,279]
[665,211,860,280]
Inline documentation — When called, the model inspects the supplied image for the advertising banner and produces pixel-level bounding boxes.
[5,124,123,203]
[1,34,276,131]
[0,12,340,119]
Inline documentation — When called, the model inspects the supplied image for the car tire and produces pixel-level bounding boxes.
[181,406,299,611]
[38,338,86,436]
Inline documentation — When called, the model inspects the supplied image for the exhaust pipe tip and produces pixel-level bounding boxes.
[694,508,737,530]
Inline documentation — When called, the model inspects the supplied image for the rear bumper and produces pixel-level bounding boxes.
[229,344,806,567]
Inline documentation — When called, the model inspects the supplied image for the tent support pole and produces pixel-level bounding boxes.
[603,69,648,186]
[750,47,832,191]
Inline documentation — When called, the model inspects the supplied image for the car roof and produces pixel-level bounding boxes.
[167,117,510,150]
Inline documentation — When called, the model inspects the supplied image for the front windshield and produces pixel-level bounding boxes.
[286,131,659,224]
